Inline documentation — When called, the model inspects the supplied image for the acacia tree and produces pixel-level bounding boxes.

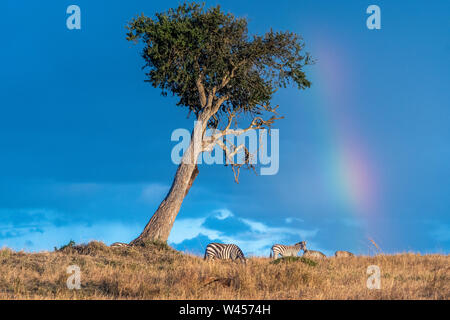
[126,3,312,245]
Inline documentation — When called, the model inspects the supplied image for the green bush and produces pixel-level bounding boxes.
[54,240,75,252]
[270,256,318,267]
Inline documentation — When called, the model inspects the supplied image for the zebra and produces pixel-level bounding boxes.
[204,243,247,264]
[110,242,130,248]
[270,241,306,259]
[335,250,354,257]
[302,248,326,258]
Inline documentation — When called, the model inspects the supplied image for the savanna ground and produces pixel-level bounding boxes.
[0,241,448,299]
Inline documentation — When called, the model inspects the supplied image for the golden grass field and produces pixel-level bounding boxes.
[0,241,448,300]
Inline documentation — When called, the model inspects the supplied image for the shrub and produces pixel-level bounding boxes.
[270,256,318,267]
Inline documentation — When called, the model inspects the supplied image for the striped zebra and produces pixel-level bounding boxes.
[110,242,130,248]
[204,243,246,264]
[270,241,306,259]
[335,250,354,257]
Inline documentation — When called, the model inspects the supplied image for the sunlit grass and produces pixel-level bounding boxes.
[0,241,448,299]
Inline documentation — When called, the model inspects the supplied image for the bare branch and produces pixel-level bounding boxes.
[206,87,217,109]
[195,69,207,108]
[200,102,281,183]
[215,135,257,184]
[196,77,207,108]
[210,94,230,114]
[218,60,247,91]
[201,104,282,153]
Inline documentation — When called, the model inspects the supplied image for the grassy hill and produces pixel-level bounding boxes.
[0,241,448,299]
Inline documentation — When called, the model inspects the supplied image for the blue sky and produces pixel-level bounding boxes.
[0,1,449,256]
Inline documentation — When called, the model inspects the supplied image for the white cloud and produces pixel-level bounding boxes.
[169,217,220,244]
[215,209,234,220]
[0,221,142,252]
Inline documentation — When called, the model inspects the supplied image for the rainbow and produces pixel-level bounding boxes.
[308,33,381,239]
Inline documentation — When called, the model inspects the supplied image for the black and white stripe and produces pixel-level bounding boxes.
[204,243,246,263]
[270,241,306,259]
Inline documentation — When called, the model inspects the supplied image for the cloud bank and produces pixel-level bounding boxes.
[169,209,320,256]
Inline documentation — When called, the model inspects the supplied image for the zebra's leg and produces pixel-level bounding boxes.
[205,254,213,262]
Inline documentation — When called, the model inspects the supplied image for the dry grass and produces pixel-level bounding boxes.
[0,241,448,300]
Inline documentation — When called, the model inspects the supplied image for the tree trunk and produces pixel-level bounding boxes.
[129,117,207,245]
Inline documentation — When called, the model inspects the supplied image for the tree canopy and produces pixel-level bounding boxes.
[126,2,312,129]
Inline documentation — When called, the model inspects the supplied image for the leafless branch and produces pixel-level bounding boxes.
[199,104,280,183]
[194,62,208,108]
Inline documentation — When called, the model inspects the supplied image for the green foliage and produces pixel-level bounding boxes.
[270,256,318,267]
[133,239,173,251]
[56,241,113,256]
[77,241,111,256]
[126,2,312,126]
[54,240,76,252]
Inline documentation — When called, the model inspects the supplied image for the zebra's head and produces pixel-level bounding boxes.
[295,241,307,251]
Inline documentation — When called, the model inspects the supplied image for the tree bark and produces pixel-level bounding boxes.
[129,162,199,245]
[184,164,199,197]
[129,115,208,245]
